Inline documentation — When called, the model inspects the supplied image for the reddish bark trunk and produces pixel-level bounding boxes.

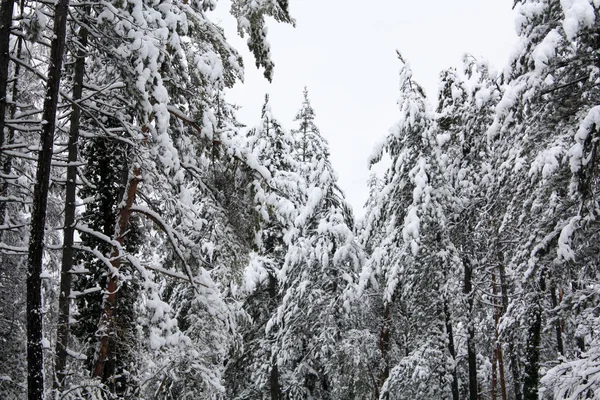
[92,167,141,380]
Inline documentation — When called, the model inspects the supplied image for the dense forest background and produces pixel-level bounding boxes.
[0,0,598,399]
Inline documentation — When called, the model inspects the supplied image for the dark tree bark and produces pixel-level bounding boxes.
[93,167,141,379]
[498,259,522,400]
[549,280,564,357]
[27,0,70,398]
[0,0,14,140]
[0,0,15,225]
[523,271,545,400]
[53,12,88,390]
[463,257,478,400]
[268,273,281,400]
[443,300,460,400]
[522,303,542,399]
[492,272,508,400]
[379,302,391,387]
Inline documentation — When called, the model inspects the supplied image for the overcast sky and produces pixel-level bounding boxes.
[211,1,518,219]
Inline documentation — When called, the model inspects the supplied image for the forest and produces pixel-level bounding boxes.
[0,0,598,399]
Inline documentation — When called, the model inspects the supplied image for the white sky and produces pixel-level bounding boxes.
[210,1,518,218]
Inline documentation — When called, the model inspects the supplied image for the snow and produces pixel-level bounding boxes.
[529,144,565,179]
[560,0,596,41]
[532,29,562,71]
[40,271,52,279]
[474,87,491,109]
[557,216,580,262]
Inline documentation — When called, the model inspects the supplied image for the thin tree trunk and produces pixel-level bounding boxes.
[463,257,478,400]
[498,259,522,400]
[380,302,391,387]
[444,299,460,400]
[0,0,14,137]
[492,272,508,400]
[93,167,141,379]
[268,273,281,400]
[523,270,545,400]
[27,0,70,398]
[491,341,498,400]
[0,0,16,225]
[53,13,88,390]
[549,280,564,356]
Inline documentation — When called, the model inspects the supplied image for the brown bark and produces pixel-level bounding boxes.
[54,13,89,390]
[27,0,70,398]
[92,167,141,379]
[491,341,497,400]
[492,272,508,400]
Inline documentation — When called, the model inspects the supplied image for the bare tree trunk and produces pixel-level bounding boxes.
[492,272,508,400]
[53,11,88,390]
[463,257,478,400]
[380,302,391,387]
[523,271,545,400]
[491,341,497,400]
[444,299,460,400]
[0,0,14,136]
[93,167,141,379]
[27,0,70,398]
[498,259,522,400]
[0,0,15,225]
[268,273,281,400]
[549,279,564,356]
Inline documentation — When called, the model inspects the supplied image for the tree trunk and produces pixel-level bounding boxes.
[463,257,478,400]
[523,271,544,400]
[444,300,460,400]
[498,259,522,400]
[522,303,542,400]
[53,13,88,390]
[549,280,564,356]
[380,302,391,387]
[27,0,70,398]
[492,272,508,400]
[93,167,141,379]
[0,0,14,140]
[491,341,497,400]
[268,273,281,400]
[0,0,15,225]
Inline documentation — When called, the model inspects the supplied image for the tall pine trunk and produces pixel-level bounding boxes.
[463,257,478,400]
[498,258,522,400]
[443,299,460,400]
[53,11,88,390]
[549,279,564,356]
[0,0,15,225]
[27,0,70,398]
[268,273,281,400]
[92,167,141,379]
[492,272,508,400]
[523,271,544,400]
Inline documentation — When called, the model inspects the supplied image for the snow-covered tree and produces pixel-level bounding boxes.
[265,88,364,399]
[361,53,464,399]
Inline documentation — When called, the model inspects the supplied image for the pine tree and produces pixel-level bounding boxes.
[26,1,70,397]
[268,88,363,399]
[224,94,303,400]
[362,53,463,399]
[486,1,600,398]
